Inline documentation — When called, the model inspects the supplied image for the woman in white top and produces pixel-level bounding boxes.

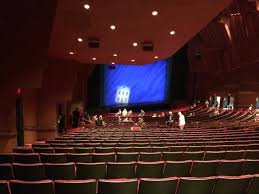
[178,112,186,130]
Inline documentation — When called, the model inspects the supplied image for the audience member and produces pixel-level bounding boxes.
[72,107,80,128]
[178,112,186,130]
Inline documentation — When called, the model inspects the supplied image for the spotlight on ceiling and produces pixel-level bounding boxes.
[84,4,90,10]
[110,25,116,30]
[131,59,135,62]
[111,62,115,65]
[77,38,83,42]
[154,56,159,59]
[69,51,74,55]
[170,31,176,35]
[133,42,138,47]
[113,53,118,57]
[152,11,158,16]
[92,57,96,61]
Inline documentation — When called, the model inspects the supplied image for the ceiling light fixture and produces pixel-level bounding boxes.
[110,25,116,30]
[77,38,83,42]
[131,59,135,62]
[133,42,138,47]
[170,30,176,35]
[84,4,90,10]
[113,53,118,57]
[111,62,115,65]
[152,11,158,16]
[69,51,74,55]
[92,57,96,61]
[154,56,159,59]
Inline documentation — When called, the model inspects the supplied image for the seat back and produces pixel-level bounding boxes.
[10,180,54,194]
[242,159,259,174]
[54,180,96,194]
[45,163,76,180]
[177,177,215,194]
[116,152,139,162]
[0,181,10,194]
[213,175,252,194]
[107,162,136,178]
[12,163,46,181]
[217,160,245,176]
[66,153,92,163]
[40,153,67,163]
[164,161,192,177]
[76,162,107,179]
[98,179,138,194]
[13,153,40,164]
[92,153,115,162]
[246,175,259,194]
[136,161,164,178]
[139,152,161,162]
[191,160,219,177]
[0,153,13,163]
[0,163,13,180]
[138,178,178,194]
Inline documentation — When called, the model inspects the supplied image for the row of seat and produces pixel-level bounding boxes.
[1,159,259,180]
[0,175,259,194]
[31,142,259,150]
[2,150,259,164]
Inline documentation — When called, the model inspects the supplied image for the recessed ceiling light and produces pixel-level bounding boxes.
[84,4,90,10]
[152,11,158,16]
[131,59,135,62]
[77,38,83,42]
[92,57,96,61]
[69,51,74,55]
[110,25,116,30]
[170,31,176,35]
[133,42,138,47]
[113,53,118,57]
[111,62,115,65]
[154,56,159,59]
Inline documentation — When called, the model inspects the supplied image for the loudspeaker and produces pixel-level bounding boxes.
[16,94,24,146]
[142,41,154,52]
[88,39,100,48]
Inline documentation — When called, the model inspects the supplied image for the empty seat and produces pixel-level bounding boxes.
[136,161,164,178]
[13,153,40,164]
[138,177,178,194]
[169,146,187,152]
[246,174,259,194]
[66,153,92,163]
[33,147,55,153]
[162,152,183,161]
[187,146,204,152]
[40,153,67,163]
[244,150,259,159]
[12,163,46,181]
[224,150,245,160]
[217,159,245,176]
[134,147,152,152]
[92,153,115,162]
[114,147,134,153]
[204,151,225,160]
[98,179,138,194]
[13,147,33,153]
[204,145,222,151]
[242,159,259,174]
[164,161,192,177]
[0,153,13,163]
[0,163,13,180]
[177,177,215,194]
[45,163,76,180]
[74,147,95,153]
[95,147,114,153]
[54,147,74,153]
[213,175,252,194]
[9,180,54,194]
[116,152,139,162]
[107,162,136,178]
[0,181,10,194]
[191,160,219,177]
[32,143,50,148]
[139,152,161,162]
[54,180,96,194]
[151,147,169,152]
[182,151,204,160]
[76,162,106,179]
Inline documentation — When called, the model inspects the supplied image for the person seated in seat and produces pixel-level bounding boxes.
[138,110,145,118]
[152,113,157,118]
[137,117,146,128]
[122,108,128,117]
[178,112,186,131]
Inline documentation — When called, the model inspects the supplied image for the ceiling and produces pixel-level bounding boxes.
[48,0,232,65]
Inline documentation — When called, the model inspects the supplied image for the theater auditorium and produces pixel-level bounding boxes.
[1,0,259,194]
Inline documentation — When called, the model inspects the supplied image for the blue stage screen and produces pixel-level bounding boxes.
[103,59,169,107]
